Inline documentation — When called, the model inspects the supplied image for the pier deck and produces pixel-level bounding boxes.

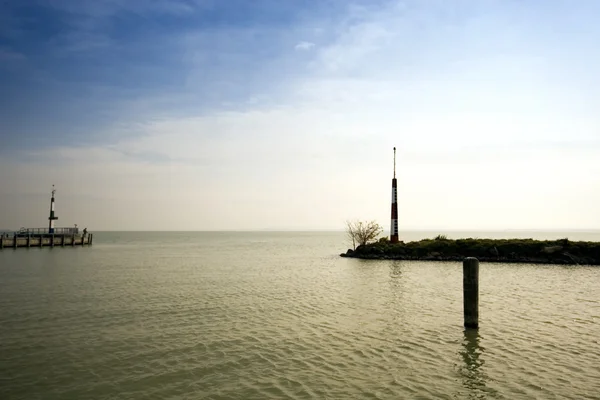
[0,233,93,249]
[1,185,94,250]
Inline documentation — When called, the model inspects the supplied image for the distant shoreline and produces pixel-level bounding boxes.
[340,237,600,266]
[11,229,599,233]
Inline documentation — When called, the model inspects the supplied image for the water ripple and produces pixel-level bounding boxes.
[1,232,600,399]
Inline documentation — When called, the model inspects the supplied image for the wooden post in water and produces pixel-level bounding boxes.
[463,257,479,329]
[51,234,54,248]
[27,234,30,248]
[13,233,17,249]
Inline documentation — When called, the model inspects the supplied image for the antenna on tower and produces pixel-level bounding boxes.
[393,147,396,179]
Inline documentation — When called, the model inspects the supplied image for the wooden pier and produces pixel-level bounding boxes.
[0,232,93,250]
[1,186,93,251]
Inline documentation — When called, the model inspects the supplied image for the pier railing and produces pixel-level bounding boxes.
[16,227,80,236]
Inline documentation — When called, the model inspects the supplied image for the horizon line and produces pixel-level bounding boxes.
[63,228,600,233]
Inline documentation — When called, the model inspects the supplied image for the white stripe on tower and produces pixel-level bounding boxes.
[48,185,58,233]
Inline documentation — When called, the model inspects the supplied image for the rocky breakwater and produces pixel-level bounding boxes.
[340,237,600,265]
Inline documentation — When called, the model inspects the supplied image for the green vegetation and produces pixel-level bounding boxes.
[341,236,600,265]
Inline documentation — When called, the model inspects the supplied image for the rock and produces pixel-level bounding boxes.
[339,238,600,265]
[562,252,580,265]
[541,245,562,254]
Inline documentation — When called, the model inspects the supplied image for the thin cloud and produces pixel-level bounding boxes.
[0,47,25,61]
[2,0,600,230]
[295,41,316,51]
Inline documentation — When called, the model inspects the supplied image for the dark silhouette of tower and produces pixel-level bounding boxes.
[48,185,58,233]
[390,148,399,243]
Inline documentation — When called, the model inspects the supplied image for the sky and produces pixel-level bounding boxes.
[1,0,599,231]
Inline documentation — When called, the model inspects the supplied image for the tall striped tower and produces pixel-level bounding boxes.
[390,147,399,243]
[48,185,58,234]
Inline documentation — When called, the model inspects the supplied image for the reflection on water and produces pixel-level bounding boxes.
[386,261,406,321]
[459,329,499,399]
[389,261,404,280]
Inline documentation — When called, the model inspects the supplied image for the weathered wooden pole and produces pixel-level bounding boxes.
[463,257,479,329]
[13,233,17,249]
[27,234,31,248]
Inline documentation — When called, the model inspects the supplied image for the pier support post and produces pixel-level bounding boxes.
[463,257,479,329]
[90,234,93,246]
[51,235,54,248]
[27,234,30,248]
[40,235,43,247]
[13,234,17,249]
[1,238,3,250]
[72,234,75,246]
[61,235,65,247]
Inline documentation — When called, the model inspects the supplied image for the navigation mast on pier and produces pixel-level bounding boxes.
[48,185,58,234]
[390,148,399,243]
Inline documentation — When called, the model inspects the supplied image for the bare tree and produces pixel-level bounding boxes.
[346,220,383,250]
[346,220,357,250]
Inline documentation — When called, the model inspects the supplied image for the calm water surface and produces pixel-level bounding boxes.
[1,231,599,399]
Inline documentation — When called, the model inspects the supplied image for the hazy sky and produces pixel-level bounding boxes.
[1,0,599,231]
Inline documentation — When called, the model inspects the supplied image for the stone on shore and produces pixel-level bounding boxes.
[340,238,600,266]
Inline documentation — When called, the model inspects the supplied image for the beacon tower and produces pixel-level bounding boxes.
[48,185,58,234]
[390,148,399,243]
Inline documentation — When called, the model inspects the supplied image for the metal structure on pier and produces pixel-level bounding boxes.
[48,184,58,233]
[0,185,92,250]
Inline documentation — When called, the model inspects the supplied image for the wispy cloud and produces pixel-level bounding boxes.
[1,0,600,230]
[0,47,26,61]
[295,41,315,51]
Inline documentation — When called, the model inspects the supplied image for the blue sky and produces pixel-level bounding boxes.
[1,0,599,231]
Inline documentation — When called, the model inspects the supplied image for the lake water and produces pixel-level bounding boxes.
[1,231,599,399]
